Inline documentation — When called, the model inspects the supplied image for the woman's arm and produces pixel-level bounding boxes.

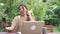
[5,16,18,31]
[28,9,35,21]
[29,15,35,21]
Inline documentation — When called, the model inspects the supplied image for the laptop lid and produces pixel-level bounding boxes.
[21,21,45,34]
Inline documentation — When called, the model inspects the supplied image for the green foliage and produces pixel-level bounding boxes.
[0,0,60,32]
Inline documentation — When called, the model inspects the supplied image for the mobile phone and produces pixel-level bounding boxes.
[2,18,6,28]
[2,18,6,23]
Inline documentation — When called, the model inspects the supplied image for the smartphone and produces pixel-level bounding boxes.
[2,18,6,28]
[2,18,6,23]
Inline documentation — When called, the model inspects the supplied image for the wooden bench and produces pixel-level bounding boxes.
[44,25,53,32]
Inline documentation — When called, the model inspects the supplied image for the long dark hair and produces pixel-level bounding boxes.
[18,4,30,21]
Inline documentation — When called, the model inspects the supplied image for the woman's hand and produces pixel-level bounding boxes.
[28,9,33,16]
[5,26,14,31]
[27,8,35,21]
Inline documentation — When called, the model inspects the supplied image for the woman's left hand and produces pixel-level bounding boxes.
[28,9,33,16]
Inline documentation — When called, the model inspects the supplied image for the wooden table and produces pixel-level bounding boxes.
[0,32,60,34]
[46,32,60,34]
[0,32,17,34]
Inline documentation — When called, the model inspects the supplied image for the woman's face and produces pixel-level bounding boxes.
[19,6,27,16]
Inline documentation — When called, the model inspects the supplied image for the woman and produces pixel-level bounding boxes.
[5,4,35,32]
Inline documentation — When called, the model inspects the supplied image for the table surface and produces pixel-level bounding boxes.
[0,32,17,34]
[0,32,60,34]
[46,32,60,34]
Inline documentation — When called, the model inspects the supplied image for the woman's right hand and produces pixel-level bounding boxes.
[5,27,12,32]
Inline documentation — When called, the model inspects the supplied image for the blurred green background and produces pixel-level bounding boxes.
[0,0,60,32]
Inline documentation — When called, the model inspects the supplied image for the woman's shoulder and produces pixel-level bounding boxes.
[14,16,20,19]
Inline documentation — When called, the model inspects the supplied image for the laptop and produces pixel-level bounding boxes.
[21,21,45,34]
